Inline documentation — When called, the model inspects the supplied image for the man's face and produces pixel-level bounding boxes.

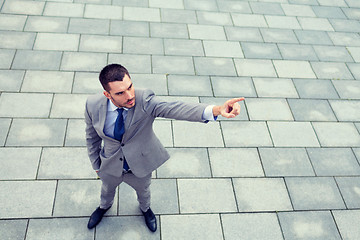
[103,74,136,109]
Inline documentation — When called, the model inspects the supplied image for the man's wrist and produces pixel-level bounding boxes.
[212,105,222,117]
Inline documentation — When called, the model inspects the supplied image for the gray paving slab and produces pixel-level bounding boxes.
[0,70,24,91]
[123,37,163,55]
[152,56,194,75]
[43,2,84,17]
[0,49,15,69]
[68,18,109,35]
[251,2,284,15]
[2,0,44,15]
[164,39,204,56]
[149,0,184,9]
[203,40,244,58]
[312,5,347,19]
[72,72,103,94]
[221,213,283,240]
[113,0,148,7]
[293,79,339,99]
[278,211,342,240]
[318,0,347,7]
[259,148,315,177]
[225,27,263,42]
[233,177,292,212]
[197,11,233,26]
[210,76,257,98]
[295,30,333,45]
[188,24,226,40]
[161,214,222,240]
[150,22,188,39]
[330,19,360,33]
[311,62,354,80]
[0,219,27,240]
[184,0,218,11]
[152,120,173,147]
[79,35,122,53]
[24,16,69,33]
[61,52,107,71]
[265,15,301,29]
[65,119,86,146]
[282,3,316,16]
[123,6,160,22]
[246,98,293,121]
[84,4,123,19]
[333,210,360,240]
[329,100,360,121]
[288,99,337,121]
[314,45,354,62]
[50,94,89,118]
[0,14,26,31]
[131,74,168,95]
[278,44,318,61]
[168,75,212,96]
[12,50,62,71]
[336,177,360,209]
[285,177,346,210]
[253,78,299,98]
[241,42,282,59]
[0,118,11,146]
[109,54,151,74]
[0,31,35,50]
[313,122,360,147]
[274,60,317,78]
[160,9,197,24]
[110,20,149,37]
[217,0,252,13]
[235,59,277,77]
[194,57,237,76]
[347,63,360,79]
[231,13,267,28]
[328,32,360,47]
[343,7,360,20]
[261,28,299,43]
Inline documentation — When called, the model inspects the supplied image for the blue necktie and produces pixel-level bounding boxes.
[114,108,129,171]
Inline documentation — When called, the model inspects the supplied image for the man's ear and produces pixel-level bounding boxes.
[103,91,111,100]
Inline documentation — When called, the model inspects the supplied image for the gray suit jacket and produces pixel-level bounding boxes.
[85,88,208,178]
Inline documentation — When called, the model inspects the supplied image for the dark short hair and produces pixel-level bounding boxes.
[99,64,130,91]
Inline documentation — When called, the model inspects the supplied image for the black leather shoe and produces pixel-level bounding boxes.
[87,206,110,229]
[142,208,157,232]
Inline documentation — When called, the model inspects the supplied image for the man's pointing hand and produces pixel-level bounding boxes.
[213,97,245,118]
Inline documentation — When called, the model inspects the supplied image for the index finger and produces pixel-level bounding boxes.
[227,97,245,104]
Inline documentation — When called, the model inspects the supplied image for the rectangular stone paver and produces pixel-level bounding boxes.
[333,210,360,240]
[211,76,257,97]
[336,177,360,209]
[253,78,298,98]
[234,59,277,77]
[194,57,237,76]
[168,75,212,96]
[12,50,62,71]
[246,98,293,121]
[288,99,337,121]
[0,220,27,240]
[329,100,360,121]
[0,118,11,146]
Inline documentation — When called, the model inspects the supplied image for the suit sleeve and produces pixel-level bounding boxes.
[142,89,208,122]
[84,99,102,170]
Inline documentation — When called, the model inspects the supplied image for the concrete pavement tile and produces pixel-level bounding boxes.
[38,147,95,179]
[178,178,237,213]
[96,216,160,239]
[231,13,267,27]
[13,50,62,71]
[289,0,319,4]
[109,54,151,74]
[0,31,35,49]
[281,3,316,16]
[278,44,318,61]
[157,96,199,104]
[110,20,149,37]
[2,0,44,15]
[76,0,111,4]
[354,148,360,162]
[43,2,84,17]
[53,180,117,217]
[307,148,360,176]
[295,30,333,45]
[34,33,79,51]
[261,28,299,43]
[343,8,360,20]
[346,0,360,7]
[157,148,211,178]
[61,52,107,71]
[285,177,346,210]
[250,2,284,15]
[330,19,360,33]
[313,122,360,147]
[65,119,86,146]
[188,24,226,40]
[314,46,354,62]
[123,37,163,55]
[150,0,184,9]
[113,0,148,7]
[0,49,15,69]
[259,148,314,177]
[131,74,168,95]
[293,79,339,99]
[68,18,109,35]
[328,32,360,46]
[161,9,197,24]
[209,148,264,177]
[6,119,67,146]
[318,0,347,7]
[233,178,292,212]
[124,6,160,22]
[72,72,102,94]
[0,118,11,146]
[0,181,56,218]
[235,59,277,77]
[0,93,53,118]
[336,177,360,209]
[241,42,281,59]
[173,121,223,147]
[246,98,293,121]
[26,218,93,240]
[278,211,342,240]
[200,97,249,121]
[221,213,283,240]
[0,220,27,240]
[329,100,360,121]
[268,122,320,147]
[79,35,122,53]
[153,120,172,147]
[0,147,41,180]
[221,121,273,147]
[194,57,237,76]
[312,6,347,19]
[217,0,251,13]
[150,22,188,39]
[164,39,204,56]
[333,210,360,240]
[204,40,244,58]
[225,27,263,42]
[197,11,232,25]
[50,94,89,118]
[116,182,140,215]
[168,75,212,96]
[184,0,218,11]
[288,99,337,121]
[22,70,74,93]
[253,78,298,98]
[161,214,222,240]
[84,4,122,19]
[0,70,24,91]
[347,47,360,62]
[211,76,256,98]
[152,56,194,75]
[347,63,360,79]
[265,15,301,29]
[0,14,27,31]
[24,16,69,33]
[311,62,354,80]
[274,60,316,78]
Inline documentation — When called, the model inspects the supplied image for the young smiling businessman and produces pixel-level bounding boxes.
[85,64,244,231]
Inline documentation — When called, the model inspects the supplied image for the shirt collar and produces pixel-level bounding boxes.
[107,99,129,112]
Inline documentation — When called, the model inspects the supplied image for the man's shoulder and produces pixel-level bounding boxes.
[86,94,107,110]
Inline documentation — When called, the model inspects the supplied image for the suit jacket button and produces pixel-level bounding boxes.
[120,158,123,161]
[121,143,125,147]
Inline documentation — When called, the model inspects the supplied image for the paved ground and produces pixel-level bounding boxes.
[1,0,360,239]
